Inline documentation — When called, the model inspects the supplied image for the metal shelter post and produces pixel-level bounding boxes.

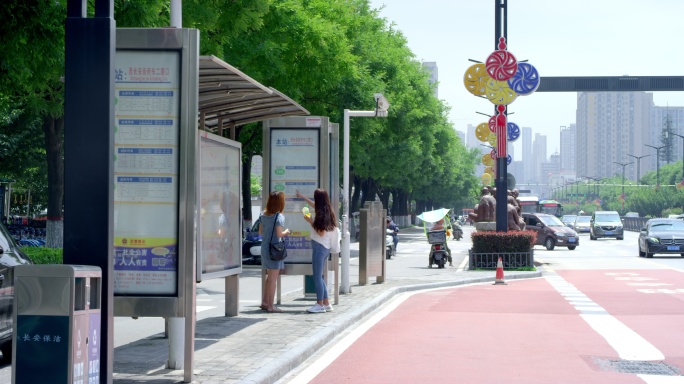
[64,1,115,382]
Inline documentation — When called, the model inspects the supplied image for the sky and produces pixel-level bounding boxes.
[368,0,684,157]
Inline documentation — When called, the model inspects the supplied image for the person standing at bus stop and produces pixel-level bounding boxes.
[259,191,291,313]
[297,189,338,314]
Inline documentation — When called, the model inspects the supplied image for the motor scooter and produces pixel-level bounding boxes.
[427,230,449,268]
[385,229,396,259]
[417,208,453,269]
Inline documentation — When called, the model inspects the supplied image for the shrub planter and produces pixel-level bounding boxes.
[468,249,534,270]
[468,230,536,270]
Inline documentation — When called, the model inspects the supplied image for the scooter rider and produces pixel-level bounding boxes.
[428,219,453,267]
[386,218,399,251]
[452,219,463,240]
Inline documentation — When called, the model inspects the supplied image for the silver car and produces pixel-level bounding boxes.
[573,216,591,233]
[590,211,624,240]
[561,215,577,228]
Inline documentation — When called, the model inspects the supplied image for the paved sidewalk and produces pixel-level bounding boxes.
[113,227,541,383]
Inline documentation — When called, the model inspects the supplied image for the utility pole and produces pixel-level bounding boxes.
[614,161,633,196]
[645,144,669,186]
[627,154,649,186]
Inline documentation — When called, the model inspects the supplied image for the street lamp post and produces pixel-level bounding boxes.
[583,176,598,198]
[645,144,669,186]
[667,132,684,180]
[614,161,633,196]
[626,153,650,186]
[341,94,389,294]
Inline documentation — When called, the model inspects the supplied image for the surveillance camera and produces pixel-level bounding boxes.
[374,93,390,113]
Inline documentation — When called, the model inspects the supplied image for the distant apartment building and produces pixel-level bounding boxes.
[560,124,576,173]
[576,91,653,180]
[650,106,684,172]
[456,130,466,146]
[466,123,478,149]
[422,61,438,98]
[531,133,547,183]
[521,127,532,184]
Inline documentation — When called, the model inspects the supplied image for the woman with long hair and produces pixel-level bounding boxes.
[297,189,338,313]
[259,191,290,312]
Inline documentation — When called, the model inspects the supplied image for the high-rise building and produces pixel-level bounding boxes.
[560,124,576,173]
[540,152,561,197]
[456,130,466,146]
[532,133,547,183]
[466,124,478,149]
[576,92,653,180]
[651,106,684,172]
[422,62,438,98]
[522,127,532,183]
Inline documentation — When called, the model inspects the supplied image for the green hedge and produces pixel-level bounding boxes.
[471,231,536,253]
[20,247,63,264]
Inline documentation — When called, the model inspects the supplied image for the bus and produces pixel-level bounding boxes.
[517,196,539,214]
[538,199,563,217]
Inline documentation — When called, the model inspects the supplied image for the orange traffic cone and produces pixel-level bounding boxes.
[493,257,506,285]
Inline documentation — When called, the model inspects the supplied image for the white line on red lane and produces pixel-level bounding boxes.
[544,269,664,361]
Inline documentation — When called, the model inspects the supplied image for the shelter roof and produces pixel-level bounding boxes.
[198,56,309,132]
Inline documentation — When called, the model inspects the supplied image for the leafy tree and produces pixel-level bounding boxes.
[660,113,675,164]
[0,1,66,246]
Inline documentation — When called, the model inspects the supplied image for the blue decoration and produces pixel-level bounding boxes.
[507,62,539,95]
[507,154,512,165]
[507,122,520,141]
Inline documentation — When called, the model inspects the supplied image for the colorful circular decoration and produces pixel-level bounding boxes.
[475,122,489,142]
[484,166,495,176]
[463,64,490,96]
[487,131,497,147]
[481,173,492,186]
[485,37,518,81]
[507,122,520,141]
[507,154,512,165]
[488,115,497,133]
[490,149,497,160]
[485,79,518,105]
[481,153,494,167]
[507,62,539,95]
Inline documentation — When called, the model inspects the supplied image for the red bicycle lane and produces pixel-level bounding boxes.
[558,268,684,371]
[309,278,644,384]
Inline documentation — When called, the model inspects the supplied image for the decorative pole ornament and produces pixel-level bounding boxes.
[486,37,518,81]
[495,104,507,158]
[462,35,540,186]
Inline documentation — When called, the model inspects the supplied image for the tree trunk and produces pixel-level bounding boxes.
[351,174,361,214]
[43,115,64,248]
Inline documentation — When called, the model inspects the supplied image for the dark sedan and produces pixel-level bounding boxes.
[242,217,262,265]
[638,219,684,258]
[0,222,33,360]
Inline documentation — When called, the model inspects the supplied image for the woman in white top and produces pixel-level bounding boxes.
[297,189,339,313]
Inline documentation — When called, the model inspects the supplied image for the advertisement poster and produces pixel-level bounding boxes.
[198,132,241,277]
[270,128,319,263]
[113,51,180,295]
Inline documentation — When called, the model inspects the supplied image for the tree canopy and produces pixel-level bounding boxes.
[0,0,479,228]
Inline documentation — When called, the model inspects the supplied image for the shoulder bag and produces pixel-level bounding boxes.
[269,213,288,261]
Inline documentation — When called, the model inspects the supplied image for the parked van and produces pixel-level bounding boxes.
[590,210,624,240]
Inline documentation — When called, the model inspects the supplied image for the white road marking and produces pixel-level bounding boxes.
[638,289,684,294]
[545,273,664,361]
[196,306,214,313]
[457,256,468,271]
[639,374,684,384]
